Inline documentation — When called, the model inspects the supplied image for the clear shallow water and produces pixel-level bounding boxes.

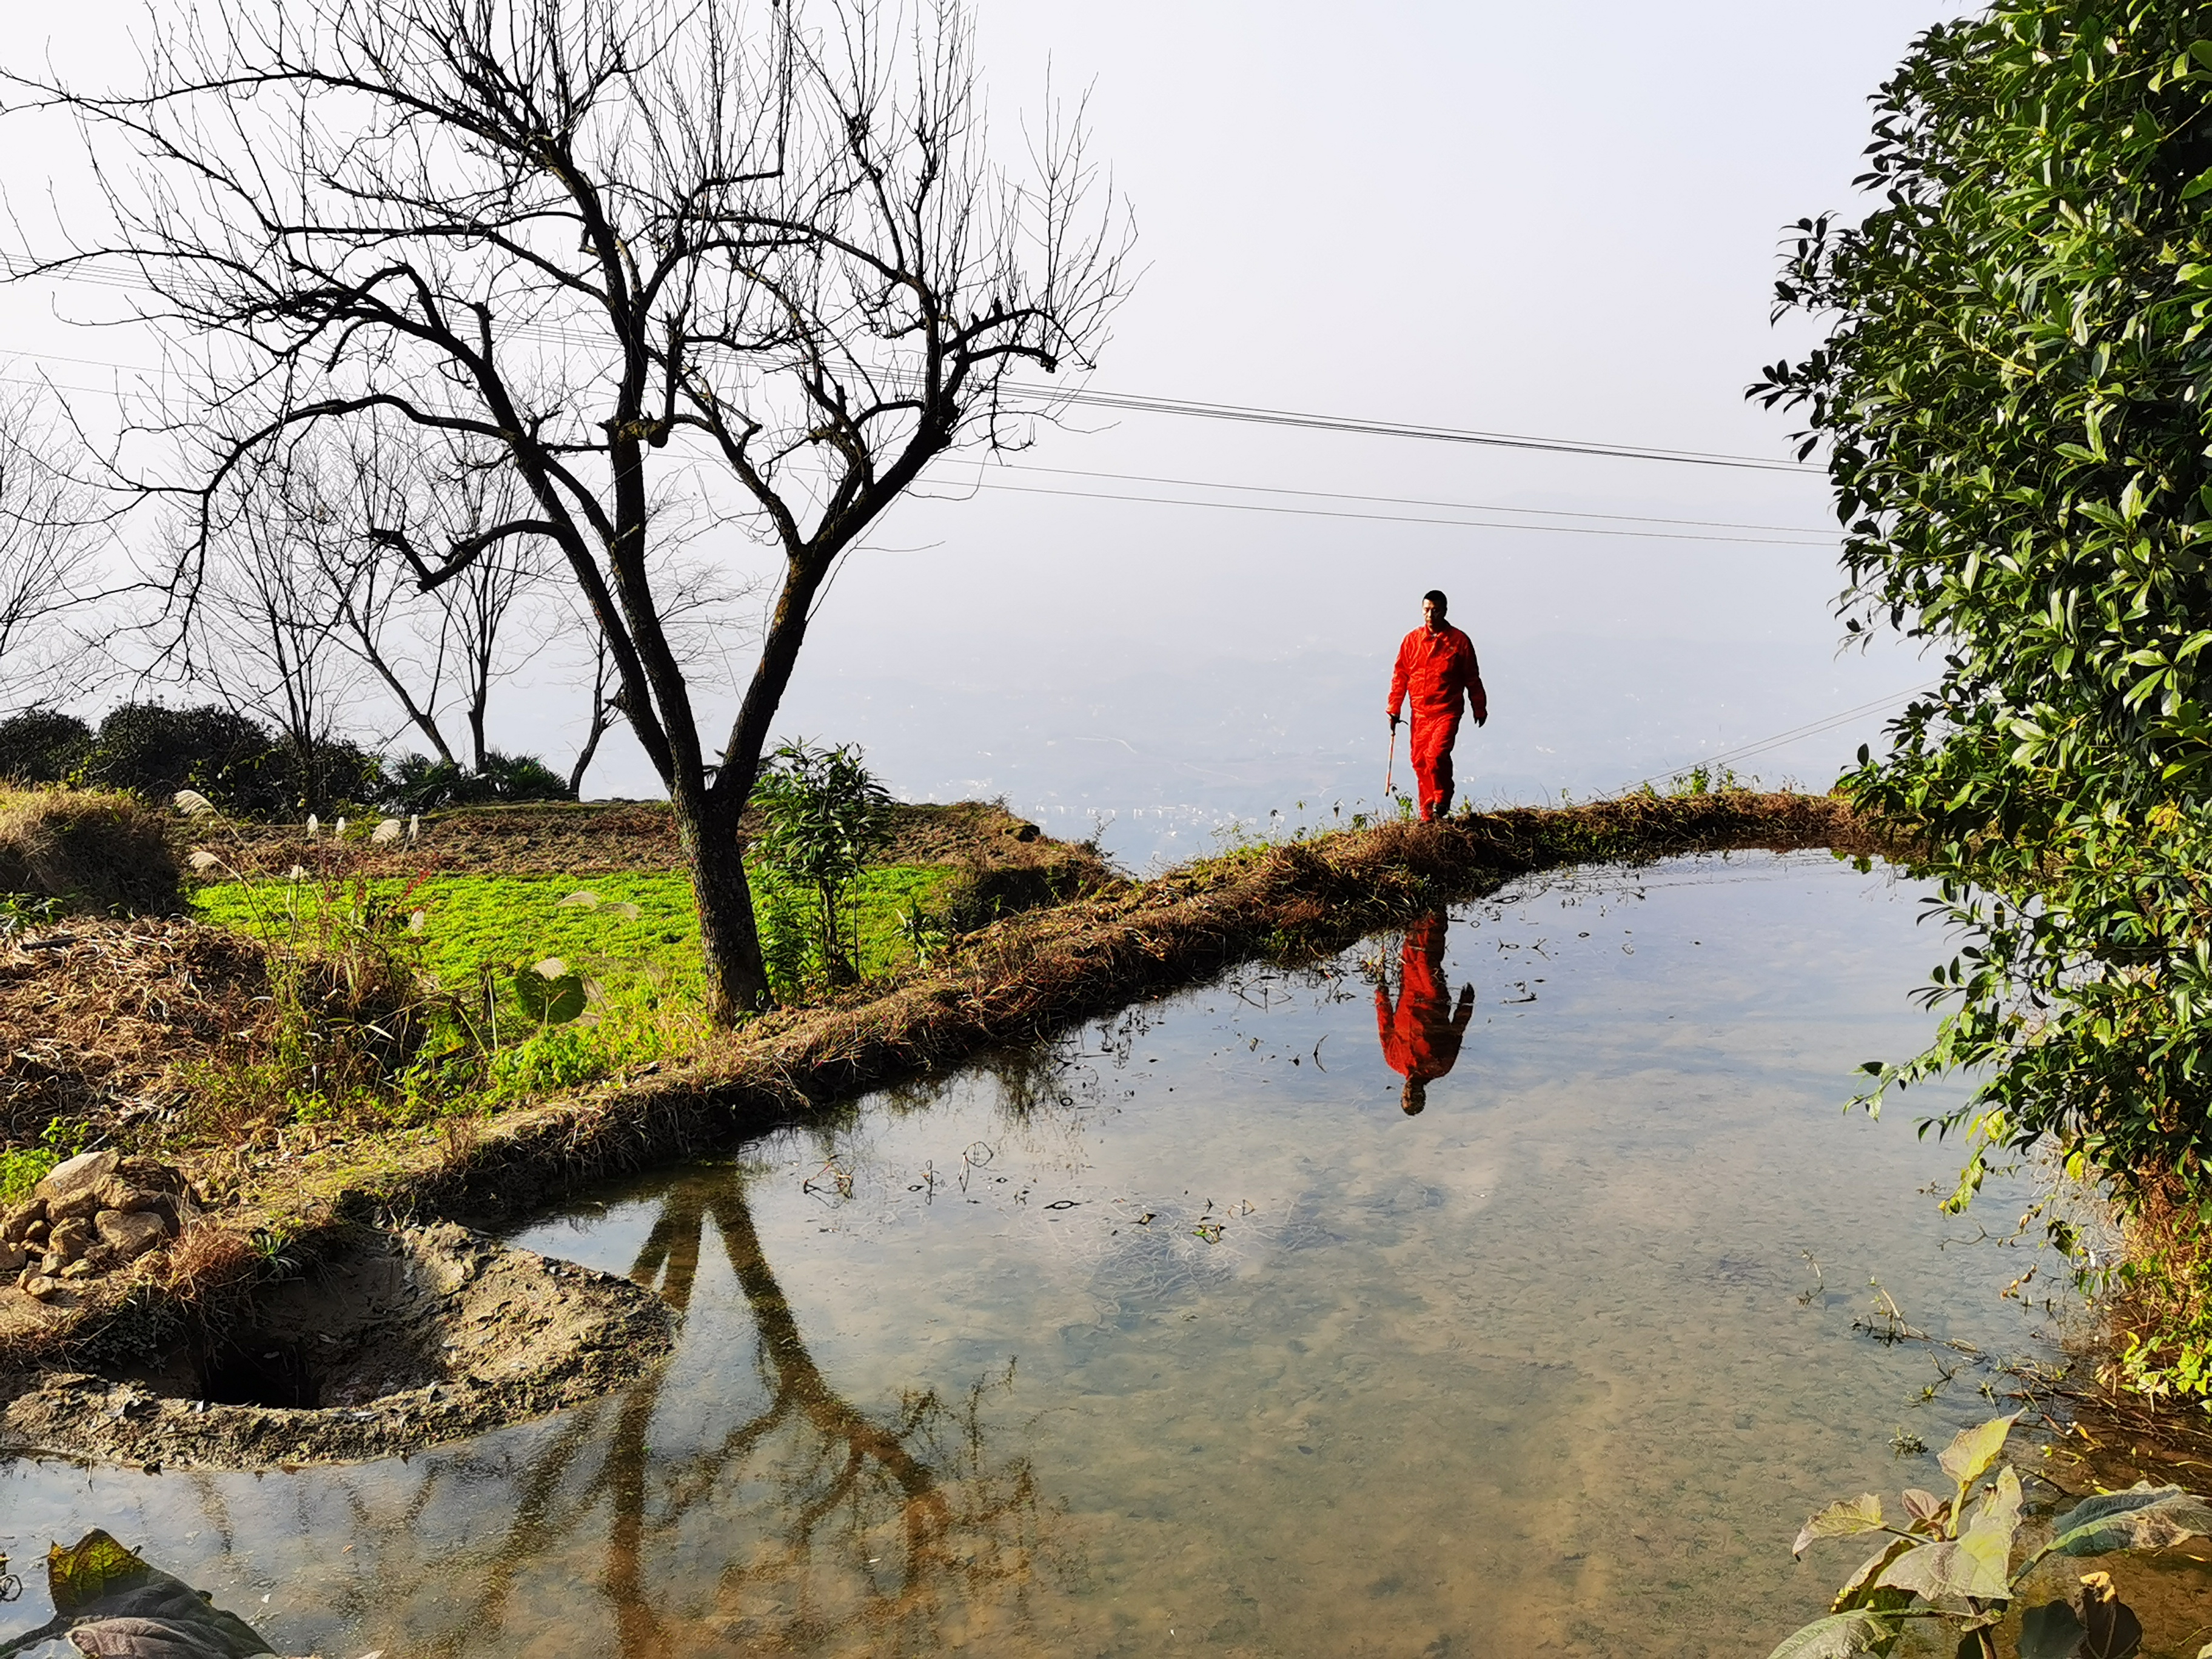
[2,853,2091,1656]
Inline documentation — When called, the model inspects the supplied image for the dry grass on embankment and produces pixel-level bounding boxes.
[1,789,1883,1368]
[0,787,180,917]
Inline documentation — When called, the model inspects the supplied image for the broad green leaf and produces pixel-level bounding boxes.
[1765,1609,1897,1659]
[1901,1489,1946,1527]
[1832,1537,1917,1613]
[1939,1413,2020,1491]
[512,959,589,1025]
[2019,1599,2084,1659]
[1960,1466,2023,1566]
[36,1529,272,1658]
[2029,1484,2212,1565]
[47,1531,149,1614]
[1796,1493,1887,1556]
[1875,1535,2011,1603]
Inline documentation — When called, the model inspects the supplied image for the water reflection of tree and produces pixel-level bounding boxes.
[424,1164,1057,1655]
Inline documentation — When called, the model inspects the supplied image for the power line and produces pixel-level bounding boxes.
[1625,682,1936,791]
[955,477,1835,549]
[985,461,1836,538]
[0,255,1818,473]
[977,380,1817,474]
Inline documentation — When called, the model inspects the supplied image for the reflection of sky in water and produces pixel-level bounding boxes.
[0,853,2119,1656]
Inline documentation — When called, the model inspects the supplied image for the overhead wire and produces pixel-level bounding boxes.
[0,253,1818,472]
[1624,681,1938,792]
[953,477,1833,548]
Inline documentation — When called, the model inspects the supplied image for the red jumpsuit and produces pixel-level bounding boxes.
[1388,623,1486,821]
[1376,914,1475,1099]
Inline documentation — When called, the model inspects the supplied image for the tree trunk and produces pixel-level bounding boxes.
[674,788,767,1021]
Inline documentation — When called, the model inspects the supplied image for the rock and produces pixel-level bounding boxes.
[36,1252,64,1278]
[95,1209,170,1261]
[36,1150,121,1220]
[96,1183,181,1233]
[58,1259,95,1281]
[47,1218,95,1262]
[0,1241,20,1275]
[0,1198,44,1242]
[21,1275,61,1301]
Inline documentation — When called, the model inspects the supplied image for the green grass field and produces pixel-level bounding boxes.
[188,865,952,1107]
[191,866,948,991]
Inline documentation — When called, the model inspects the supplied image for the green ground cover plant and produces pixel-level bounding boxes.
[1757,0,2212,1405]
[192,868,945,995]
[187,865,951,1116]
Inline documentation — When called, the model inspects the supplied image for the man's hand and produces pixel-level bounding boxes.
[1388,711,1401,732]
[1476,712,1487,728]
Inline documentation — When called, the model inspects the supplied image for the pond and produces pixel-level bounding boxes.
[1,851,2091,1656]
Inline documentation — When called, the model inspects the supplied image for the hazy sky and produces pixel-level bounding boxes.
[2,2,1965,862]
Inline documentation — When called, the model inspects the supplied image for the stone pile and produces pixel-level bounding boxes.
[2,1150,199,1303]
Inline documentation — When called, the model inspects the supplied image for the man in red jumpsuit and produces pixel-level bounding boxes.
[1387,589,1487,822]
[1376,913,1476,1114]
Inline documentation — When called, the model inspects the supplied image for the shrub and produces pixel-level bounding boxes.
[0,709,92,783]
[0,787,183,915]
[76,704,283,813]
[381,750,575,813]
[749,739,894,988]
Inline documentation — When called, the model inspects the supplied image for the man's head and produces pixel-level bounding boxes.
[1401,1077,1427,1115]
[1421,589,1448,631]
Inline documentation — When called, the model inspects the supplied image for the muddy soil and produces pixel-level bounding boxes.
[0,1221,674,1469]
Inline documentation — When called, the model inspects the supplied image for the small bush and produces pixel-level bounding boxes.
[0,709,93,784]
[751,739,894,988]
[0,787,183,914]
[381,750,575,813]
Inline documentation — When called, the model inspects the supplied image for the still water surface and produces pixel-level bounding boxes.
[4,853,2077,1656]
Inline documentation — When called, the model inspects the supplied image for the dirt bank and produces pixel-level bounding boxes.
[183,797,1107,888]
[1,790,1882,1396]
[1,1220,674,1468]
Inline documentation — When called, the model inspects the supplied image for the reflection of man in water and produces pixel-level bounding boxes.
[1375,913,1476,1114]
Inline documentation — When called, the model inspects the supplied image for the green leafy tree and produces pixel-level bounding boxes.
[749,740,894,989]
[1755,0,2212,1398]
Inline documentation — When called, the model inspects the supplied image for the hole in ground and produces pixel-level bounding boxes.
[196,1338,318,1409]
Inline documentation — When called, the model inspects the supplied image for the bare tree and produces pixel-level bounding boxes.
[565,546,754,796]
[186,441,366,811]
[0,391,113,712]
[327,432,555,776]
[12,0,1131,1019]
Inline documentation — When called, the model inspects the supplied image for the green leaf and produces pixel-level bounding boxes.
[512,959,589,1025]
[1939,1412,2020,1491]
[2020,1600,2084,1659]
[33,1529,273,1658]
[1960,1465,2024,1565]
[2031,1484,2212,1564]
[1765,1610,1897,1659]
[1796,1493,1888,1555]
[1874,1534,2011,1603]
[46,1531,149,1614]
[1832,1537,1918,1613]
[1901,1489,1946,1527]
